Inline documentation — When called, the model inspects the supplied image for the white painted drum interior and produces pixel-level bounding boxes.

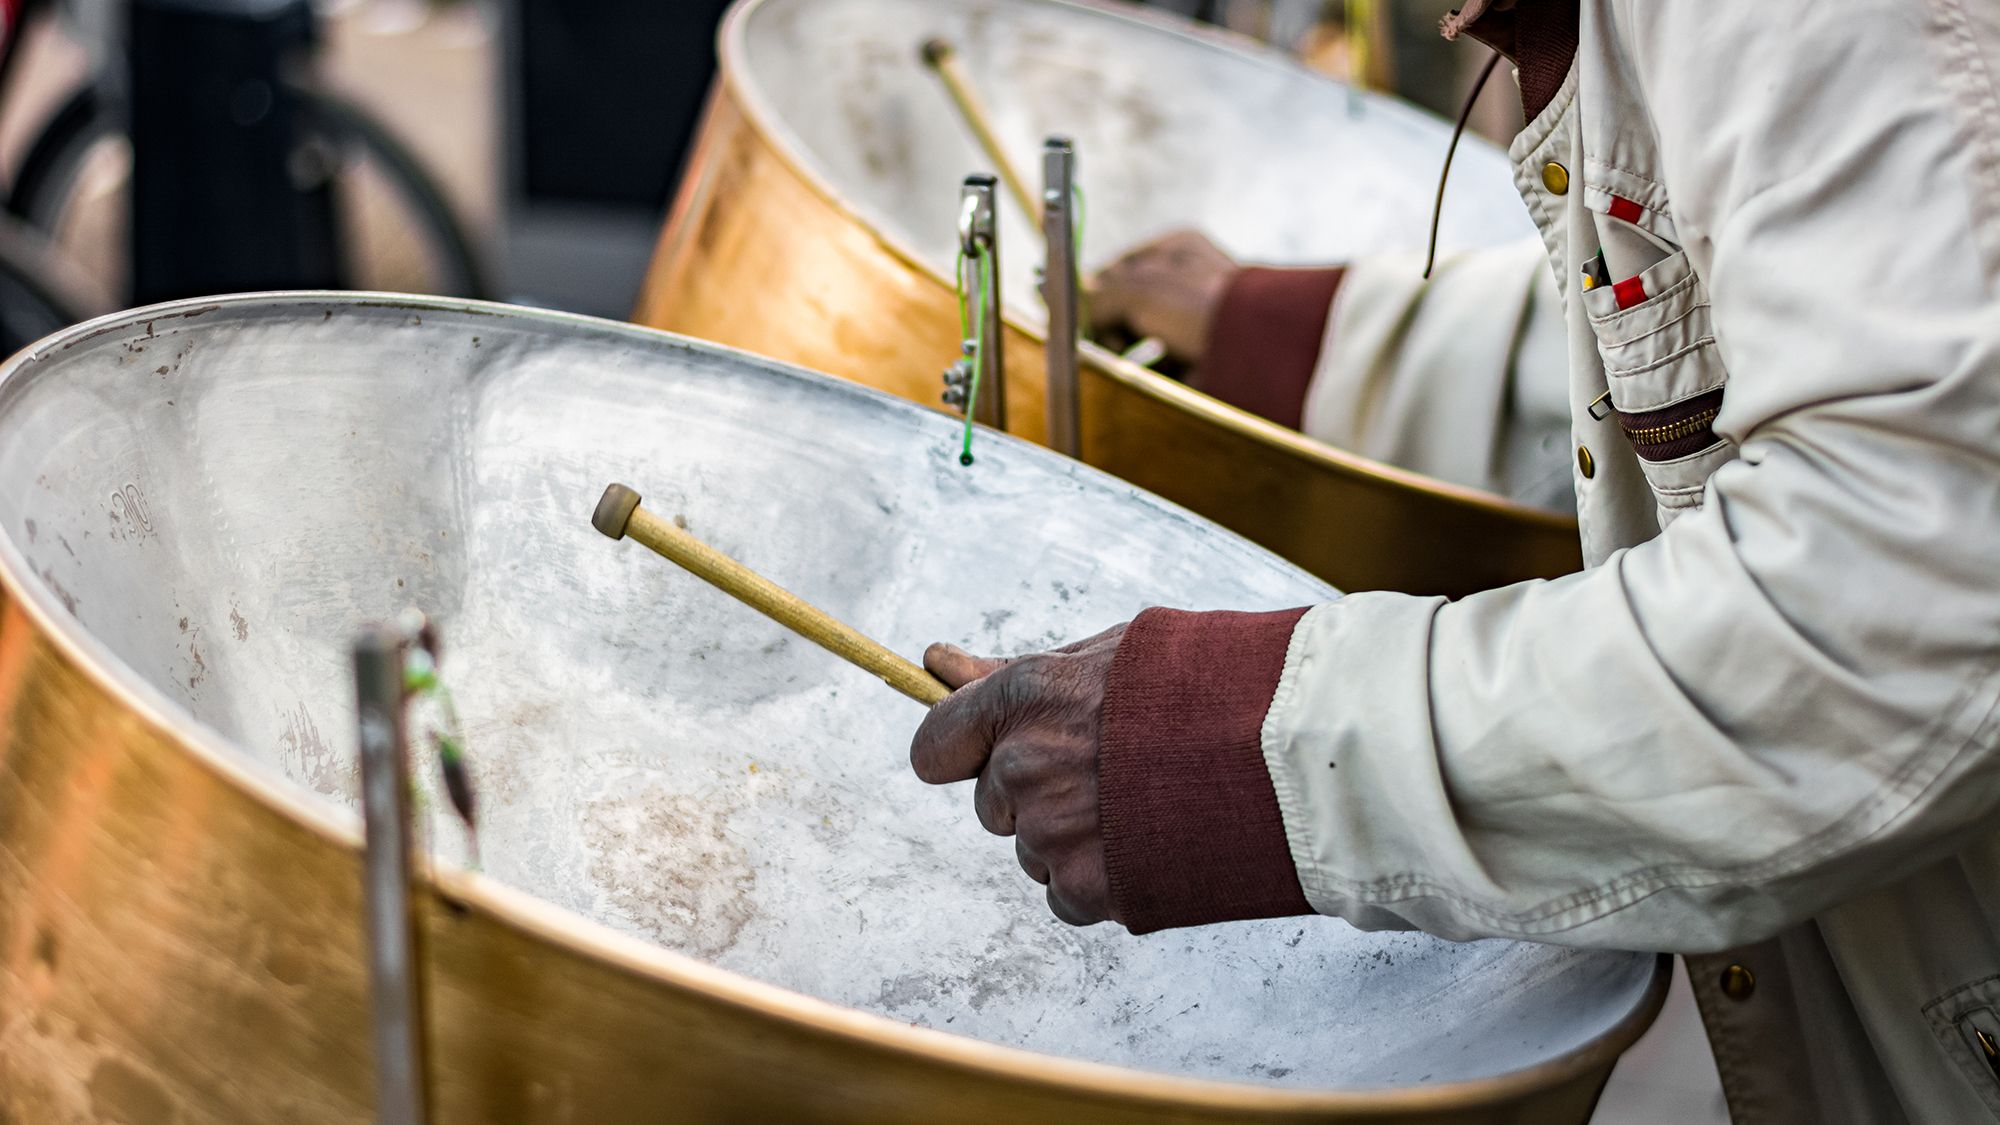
[735,0,1536,310]
[0,297,1653,1091]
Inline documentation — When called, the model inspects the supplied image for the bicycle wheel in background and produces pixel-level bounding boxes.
[0,207,108,353]
[5,78,490,302]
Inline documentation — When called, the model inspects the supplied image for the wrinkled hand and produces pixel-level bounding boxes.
[1086,230,1237,363]
[909,625,1125,926]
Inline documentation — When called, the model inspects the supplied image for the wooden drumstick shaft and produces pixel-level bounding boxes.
[921,37,1042,224]
[592,484,950,707]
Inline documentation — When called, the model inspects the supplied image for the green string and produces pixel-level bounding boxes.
[954,244,996,465]
[950,178,1080,464]
[954,246,973,342]
[1071,182,1090,343]
[404,647,478,869]
[1072,182,1086,258]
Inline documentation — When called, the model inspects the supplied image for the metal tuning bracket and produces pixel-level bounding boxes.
[942,173,1005,432]
[354,622,431,1125]
[1041,137,1081,458]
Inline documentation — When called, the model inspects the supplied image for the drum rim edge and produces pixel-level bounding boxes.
[714,0,1577,535]
[0,291,1664,1113]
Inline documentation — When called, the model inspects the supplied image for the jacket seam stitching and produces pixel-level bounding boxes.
[1584,270,1696,332]
[1587,270,1700,331]
[1924,0,2000,283]
[1580,156,1669,204]
[1595,298,1707,350]
[1605,337,1720,379]
[1263,603,1330,907]
[1611,386,1731,424]
[1648,441,1735,481]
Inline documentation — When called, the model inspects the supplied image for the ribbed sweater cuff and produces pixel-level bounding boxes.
[1099,606,1313,934]
[1195,266,1344,430]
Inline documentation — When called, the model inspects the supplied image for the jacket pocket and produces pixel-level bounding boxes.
[1923,975,2000,1117]
[1582,247,1737,527]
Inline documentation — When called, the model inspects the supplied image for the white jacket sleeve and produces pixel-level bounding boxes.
[1264,0,2000,952]
[1301,238,1573,510]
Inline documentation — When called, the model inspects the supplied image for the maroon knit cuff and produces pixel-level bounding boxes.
[1099,606,1313,934]
[1194,266,1344,430]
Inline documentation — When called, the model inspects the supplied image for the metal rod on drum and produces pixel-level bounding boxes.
[960,174,1006,431]
[354,628,430,1125]
[921,37,1040,223]
[1041,137,1081,458]
[591,484,951,707]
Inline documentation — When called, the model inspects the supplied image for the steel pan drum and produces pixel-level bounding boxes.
[0,295,1662,1123]
[637,0,1581,599]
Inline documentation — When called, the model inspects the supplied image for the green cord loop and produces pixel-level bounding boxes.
[954,243,997,465]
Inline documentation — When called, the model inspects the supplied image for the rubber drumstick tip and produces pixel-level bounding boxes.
[592,483,643,540]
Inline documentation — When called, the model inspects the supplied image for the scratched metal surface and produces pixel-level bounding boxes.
[0,295,1652,1090]
[733,0,1537,311]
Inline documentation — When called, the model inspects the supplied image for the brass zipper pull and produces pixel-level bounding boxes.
[1610,387,1726,463]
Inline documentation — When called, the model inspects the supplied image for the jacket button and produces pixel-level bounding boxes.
[1576,444,1595,479]
[1542,161,1570,195]
[1720,963,1756,1001]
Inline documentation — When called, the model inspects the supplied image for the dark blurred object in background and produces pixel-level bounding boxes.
[1138,0,1323,53]
[2,0,489,306]
[128,0,339,304]
[501,0,730,317]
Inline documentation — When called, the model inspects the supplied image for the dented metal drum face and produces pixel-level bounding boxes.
[734,0,1535,310]
[0,295,1653,1100]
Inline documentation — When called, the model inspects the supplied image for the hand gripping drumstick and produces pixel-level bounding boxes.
[591,484,951,707]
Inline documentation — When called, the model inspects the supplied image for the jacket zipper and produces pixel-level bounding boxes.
[1613,386,1726,463]
[1625,406,1720,446]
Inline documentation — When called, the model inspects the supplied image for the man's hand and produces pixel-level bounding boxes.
[909,626,1125,926]
[1087,230,1237,363]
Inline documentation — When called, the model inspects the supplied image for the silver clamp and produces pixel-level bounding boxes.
[942,173,1005,433]
[1041,137,1081,458]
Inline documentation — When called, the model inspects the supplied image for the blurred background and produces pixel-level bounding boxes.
[0,0,1522,340]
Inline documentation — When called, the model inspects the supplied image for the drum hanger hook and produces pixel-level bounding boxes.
[958,190,985,258]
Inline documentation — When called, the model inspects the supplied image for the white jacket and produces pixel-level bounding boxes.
[1271,2,2000,1120]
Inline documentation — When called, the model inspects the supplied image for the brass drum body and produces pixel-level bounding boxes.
[637,0,1580,598]
[0,295,1663,1123]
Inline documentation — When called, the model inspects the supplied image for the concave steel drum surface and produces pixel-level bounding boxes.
[0,295,1662,1123]
[636,0,1581,599]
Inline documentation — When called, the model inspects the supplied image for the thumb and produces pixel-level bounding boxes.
[924,643,1011,690]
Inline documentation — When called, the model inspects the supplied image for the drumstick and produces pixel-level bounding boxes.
[591,484,950,707]
[919,39,1165,367]
[920,37,1042,224]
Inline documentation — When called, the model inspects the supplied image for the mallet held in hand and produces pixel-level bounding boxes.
[591,484,951,707]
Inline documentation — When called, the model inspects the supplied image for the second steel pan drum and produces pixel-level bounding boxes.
[0,294,1663,1123]
[637,0,1581,599]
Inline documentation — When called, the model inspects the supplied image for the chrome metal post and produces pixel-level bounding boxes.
[355,627,428,1125]
[1041,137,1081,457]
[961,173,1006,431]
